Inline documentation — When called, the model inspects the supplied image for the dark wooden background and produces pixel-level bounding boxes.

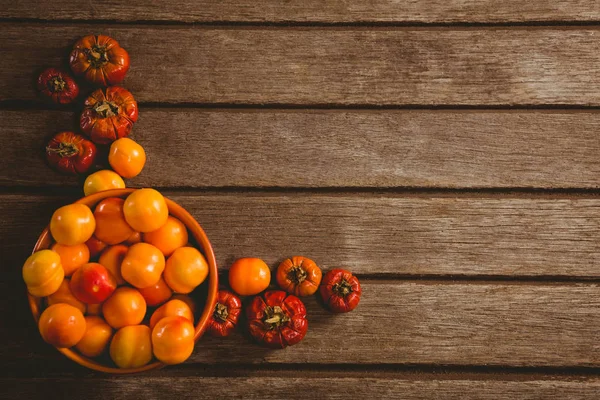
[2,1,600,398]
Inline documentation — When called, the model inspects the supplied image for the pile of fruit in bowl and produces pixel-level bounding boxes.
[23,188,218,373]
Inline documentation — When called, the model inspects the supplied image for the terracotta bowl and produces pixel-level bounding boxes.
[27,188,219,373]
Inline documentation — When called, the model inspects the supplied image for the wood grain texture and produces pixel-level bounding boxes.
[5,109,600,189]
[3,281,600,368]
[2,376,600,399]
[2,0,600,23]
[3,25,600,105]
[3,194,600,279]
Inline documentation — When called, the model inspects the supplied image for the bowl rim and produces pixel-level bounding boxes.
[27,188,219,374]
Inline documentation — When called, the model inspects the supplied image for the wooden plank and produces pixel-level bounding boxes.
[3,25,600,105]
[3,194,600,278]
[2,375,600,399]
[3,282,600,368]
[2,1,600,24]
[5,109,600,189]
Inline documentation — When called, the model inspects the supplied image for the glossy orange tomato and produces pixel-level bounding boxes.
[75,316,113,357]
[228,258,271,296]
[138,277,172,307]
[109,325,152,369]
[121,243,165,288]
[143,216,188,256]
[83,170,125,197]
[38,303,86,348]
[102,287,147,329]
[50,204,96,246]
[164,247,208,294]
[47,279,86,314]
[149,299,194,330]
[94,198,135,245]
[108,138,146,179]
[98,245,128,285]
[87,303,102,316]
[123,188,168,233]
[124,231,141,245]
[152,316,195,365]
[50,243,90,277]
[22,250,64,297]
[86,236,107,259]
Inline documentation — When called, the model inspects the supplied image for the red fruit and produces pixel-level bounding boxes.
[70,262,117,304]
[319,269,362,313]
[80,86,138,144]
[207,290,242,338]
[37,68,79,104]
[246,290,308,349]
[46,132,97,175]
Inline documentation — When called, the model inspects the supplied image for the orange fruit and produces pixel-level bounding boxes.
[47,279,86,314]
[121,243,165,288]
[110,325,152,369]
[152,316,195,365]
[149,299,194,330]
[164,247,208,294]
[93,197,135,245]
[38,303,86,348]
[228,257,270,296]
[51,243,90,277]
[50,204,95,246]
[143,216,188,257]
[123,188,168,232]
[22,249,64,297]
[98,244,128,285]
[75,316,113,357]
[108,137,146,179]
[83,170,125,196]
[138,277,172,307]
[102,287,146,329]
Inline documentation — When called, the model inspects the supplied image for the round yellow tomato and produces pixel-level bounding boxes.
[121,243,165,288]
[109,138,146,179]
[102,287,147,329]
[152,316,195,365]
[50,204,96,246]
[228,257,270,296]
[47,279,86,314]
[39,303,86,348]
[123,188,168,232]
[50,243,90,277]
[138,277,172,307]
[75,316,113,357]
[22,249,64,297]
[164,247,208,294]
[110,325,152,369]
[143,216,188,256]
[83,170,125,196]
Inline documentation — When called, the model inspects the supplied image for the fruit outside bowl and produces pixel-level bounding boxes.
[27,188,219,373]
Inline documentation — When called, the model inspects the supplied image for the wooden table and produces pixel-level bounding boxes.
[2,1,600,398]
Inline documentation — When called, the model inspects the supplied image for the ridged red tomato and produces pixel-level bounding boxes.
[246,290,307,348]
[37,68,79,104]
[80,87,138,144]
[207,290,242,337]
[45,132,97,175]
[69,35,130,86]
[319,269,361,313]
